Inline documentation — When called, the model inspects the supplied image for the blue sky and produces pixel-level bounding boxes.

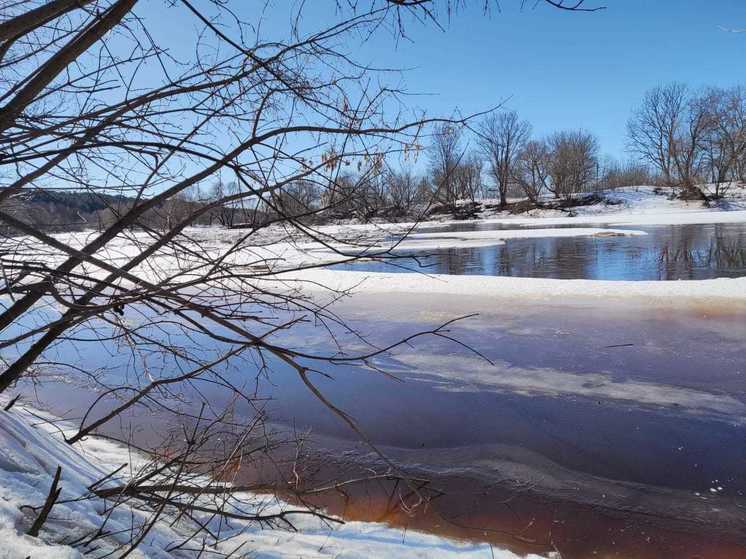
[352,0,746,161]
[139,1,746,165]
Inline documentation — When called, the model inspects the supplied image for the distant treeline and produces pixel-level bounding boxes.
[0,188,269,234]
[6,83,744,232]
[266,82,746,221]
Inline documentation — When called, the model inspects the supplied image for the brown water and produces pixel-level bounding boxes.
[15,294,746,558]
[257,448,746,559]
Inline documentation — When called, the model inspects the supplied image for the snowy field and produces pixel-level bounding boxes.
[3,186,746,558]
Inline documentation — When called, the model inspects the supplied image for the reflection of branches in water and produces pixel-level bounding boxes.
[657,234,746,279]
[369,226,746,280]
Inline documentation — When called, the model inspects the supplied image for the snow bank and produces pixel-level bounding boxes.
[303,227,646,255]
[0,405,541,559]
[470,208,746,228]
[416,186,746,229]
[273,269,746,303]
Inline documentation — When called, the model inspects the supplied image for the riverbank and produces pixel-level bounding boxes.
[0,402,542,559]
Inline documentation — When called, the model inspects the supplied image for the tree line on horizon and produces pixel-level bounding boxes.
[4,82,746,233]
[258,81,746,221]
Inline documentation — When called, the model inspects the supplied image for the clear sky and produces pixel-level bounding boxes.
[138,1,746,165]
[339,0,746,161]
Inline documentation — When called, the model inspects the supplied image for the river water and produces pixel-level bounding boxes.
[333,222,746,280]
[18,292,746,558]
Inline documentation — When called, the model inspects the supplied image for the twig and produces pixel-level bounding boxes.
[27,466,62,537]
[3,394,20,411]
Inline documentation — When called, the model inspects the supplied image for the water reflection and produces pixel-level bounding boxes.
[338,223,746,280]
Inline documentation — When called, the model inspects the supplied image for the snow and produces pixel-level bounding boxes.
[415,186,746,229]
[272,268,746,304]
[0,404,544,559]
[301,227,646,256]
[470,207,746,228]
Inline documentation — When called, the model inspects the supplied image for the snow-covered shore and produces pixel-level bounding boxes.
[0,403,543,559]
[272,269,746,304]
[415,185,746,228]
[299,185,746,233]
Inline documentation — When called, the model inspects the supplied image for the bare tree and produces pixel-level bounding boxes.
[627,83,685,186]
[627,83,709,198]
[271,179,320,221]
[546,130,599,198]
[320,162,388,219]
[674,90,711,195]
[0,0,605,554]
[515,139,552,202]
[700,86,746,197]
[453,152,484,202]
[430,122,464,203]
[203,181,237,227]
[479,111,531,207]
[599,157,655,189]
[385,167,429,215]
